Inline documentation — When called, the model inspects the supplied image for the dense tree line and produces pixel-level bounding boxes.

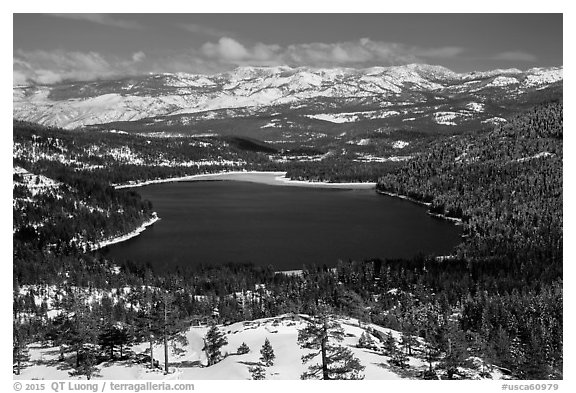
[13,102,562,379]
[372,101,563,378]
[13,120,283,187]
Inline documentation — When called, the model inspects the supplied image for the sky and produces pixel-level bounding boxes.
[13,13,563,85]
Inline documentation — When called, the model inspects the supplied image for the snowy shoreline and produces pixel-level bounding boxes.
[89,213,160,251]
[114,171,376,190]
[376,190,463,225]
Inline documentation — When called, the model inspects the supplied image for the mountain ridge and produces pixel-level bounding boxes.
[13,63,563,131]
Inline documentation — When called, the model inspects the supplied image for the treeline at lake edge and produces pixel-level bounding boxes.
[13,101,562,380]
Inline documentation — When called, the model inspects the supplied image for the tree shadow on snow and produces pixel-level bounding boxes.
[237,360,262,367]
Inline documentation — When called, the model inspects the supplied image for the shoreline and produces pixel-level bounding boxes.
[376,190,463,225]
[89,213,160,251]
[114,171,377,190]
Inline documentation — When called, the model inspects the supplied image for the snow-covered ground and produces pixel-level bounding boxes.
[354,153,413,163]
[306,110,399,124]
[13,166,61,196]
[89,213,161,251]
[14,314,504,380]
[514,152,555,163]
[432,112,461,126]
[114,171,376,190]
[465,102,485,113]
[481,117,507,125]
[392,140,409,149]
[13,65,562,130]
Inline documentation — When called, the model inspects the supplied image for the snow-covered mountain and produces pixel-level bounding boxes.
[13,64,562,132]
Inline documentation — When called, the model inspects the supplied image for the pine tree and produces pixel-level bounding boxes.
[133,290,187,373]
[383,331,397,356]
[64,292,99,369]
[98,323,132,360]
[358,331,376,350]
[160,292,188,374]
[389,343,409,369]
[132,289,163,370]
[237,342,250,355]
[249,364,266,380]
[68,346,99,380]
[297,313,365,380]
[438,322,469,379]
[13,321,31,375]
[203,323,228,366]
[260,338,275,366]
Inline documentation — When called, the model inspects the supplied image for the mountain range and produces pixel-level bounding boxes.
[13,64,562,140]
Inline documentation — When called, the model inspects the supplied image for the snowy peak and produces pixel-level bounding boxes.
[13,64,563,130]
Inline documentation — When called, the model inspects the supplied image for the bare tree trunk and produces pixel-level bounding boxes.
[203,338,210,366]
[149,336,154,369]
[164,334,168,374]
[16,346,21,375]
[164,296,169,374]
[321,320,329,380]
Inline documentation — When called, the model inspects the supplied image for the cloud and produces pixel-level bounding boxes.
[492,51,537,62]
[13,38,470,85]
[202,37,251,60]
[47,14,143,29]
[198,37,464,68]
[13,70,28,86]
[132,51,146,62]
[13,49,145,85]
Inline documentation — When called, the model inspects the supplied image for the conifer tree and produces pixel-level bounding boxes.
[68,347,99,380]
[438,322,469,379]
[260,338,275,366]
[132,289,162,370]
[203,323,228,366]
[64,292,99,369]
[237,342,250,355]
[159,292,188,374]
[358,331,376,350]
[297,313,365,380]
[383,331,397,357]
[98,323,132,360]
[389,344,409,369]
[13,321,31,375]
[249,364,266,380]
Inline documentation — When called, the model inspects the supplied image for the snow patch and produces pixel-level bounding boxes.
[433,112,460,126]
[465,102,484,112]
[481,117,507,125]
[514,152,555,163]
[392,140,409,149]
[487,76,519,88]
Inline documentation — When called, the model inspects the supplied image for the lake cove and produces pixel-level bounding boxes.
[105,175,462,271]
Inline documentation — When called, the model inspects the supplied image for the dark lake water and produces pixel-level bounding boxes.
[104,181,462,271]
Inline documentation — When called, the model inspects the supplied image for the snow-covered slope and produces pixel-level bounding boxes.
[15,314,504,380]
[13,64,563,130]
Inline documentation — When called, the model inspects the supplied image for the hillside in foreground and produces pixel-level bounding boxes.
[15,314,504,380]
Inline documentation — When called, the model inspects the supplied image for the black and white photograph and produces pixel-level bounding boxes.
[9,5,567,388]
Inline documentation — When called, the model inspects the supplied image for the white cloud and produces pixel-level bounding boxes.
[201,37,251,60]
[198,37,464,68]
[14,49,138,85]
[13,70,28,86]
[12,38,470,85]
[132,51,146,62]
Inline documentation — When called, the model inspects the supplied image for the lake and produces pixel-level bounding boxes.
[105,179,463,271]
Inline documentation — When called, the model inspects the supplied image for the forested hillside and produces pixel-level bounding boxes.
[12,102,562,380]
